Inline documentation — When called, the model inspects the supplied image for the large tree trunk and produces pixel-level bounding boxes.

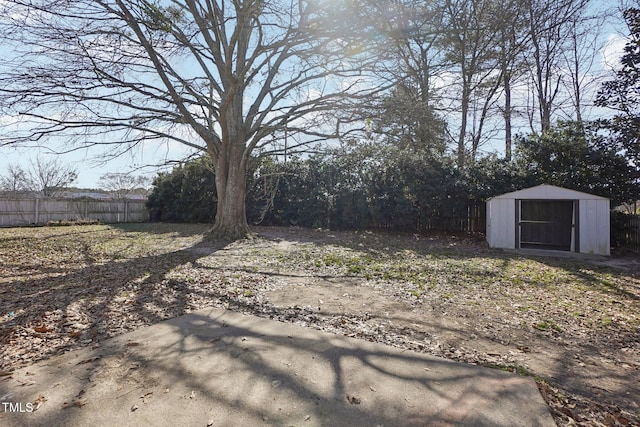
[207,144,251,242]
[209,168,250,241]
[503,68,513,161]
[207,65,252,242]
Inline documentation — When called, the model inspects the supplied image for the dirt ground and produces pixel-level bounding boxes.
[1,224,639,426]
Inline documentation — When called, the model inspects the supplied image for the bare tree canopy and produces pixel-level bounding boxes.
[353,0,598,167]
[0,0,389,240]
[0,157,78,197]
[0,164,29,194]
[98,173,150,199]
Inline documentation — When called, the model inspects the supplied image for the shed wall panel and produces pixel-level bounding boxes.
[578,200,610,255]
[487,199,515,249]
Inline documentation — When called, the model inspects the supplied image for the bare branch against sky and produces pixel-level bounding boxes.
[0,0,389,156]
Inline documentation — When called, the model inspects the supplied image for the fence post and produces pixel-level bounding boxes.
[34,197,40,225]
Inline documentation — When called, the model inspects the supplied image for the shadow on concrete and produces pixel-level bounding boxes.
[0,308,554,427]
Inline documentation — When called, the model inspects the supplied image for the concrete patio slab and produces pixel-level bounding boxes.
[0,308,555,426]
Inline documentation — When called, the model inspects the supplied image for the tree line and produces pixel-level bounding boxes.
[0,157,149,200]
[147,120,638,232]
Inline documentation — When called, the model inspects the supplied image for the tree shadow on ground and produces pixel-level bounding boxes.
[0,309,552,427]
[1,224,638,425]
[0,230,220,371]
[110,222,212,236]
[245,227,640,422]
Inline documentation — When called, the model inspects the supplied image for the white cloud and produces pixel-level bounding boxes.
[0,113,21,128]
[600,33,627,71]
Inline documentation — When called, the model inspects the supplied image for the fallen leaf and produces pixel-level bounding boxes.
[76,357,100,365]
[62,398,88,409]
[125,341,140,347]
[559,407,575,418]
[33,325,50,333]
[346,394,361,404]
[32,395,47,411]
[16,378,35,386]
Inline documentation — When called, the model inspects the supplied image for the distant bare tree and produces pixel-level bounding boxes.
[523,0,590,133]
[441,0,505,167]
[25,157,78,197]
[561,11,610,124]
[99,173,150,200]
[0,164,29,194]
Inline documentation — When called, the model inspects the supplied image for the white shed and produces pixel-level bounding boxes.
[486,185,610,256]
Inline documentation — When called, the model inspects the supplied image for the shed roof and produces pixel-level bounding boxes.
[489,184,609,201]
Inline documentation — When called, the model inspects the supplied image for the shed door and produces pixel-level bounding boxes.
[519,200,575,251]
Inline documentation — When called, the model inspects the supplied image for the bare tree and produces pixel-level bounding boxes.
[0,0,388,240]
[0,164,29,194]
[363,0,600,163]
[441,0,505,167]
[523,0,590,133]
[1,158,76,197]
[561,11,610,124]
[360,0,450,153]
[26,157,78,197]
[99,173,150,200]
[492,0,532,161]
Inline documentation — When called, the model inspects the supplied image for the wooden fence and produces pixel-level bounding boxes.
[0,197,148,227]
[377,202,487,234]
[616,214,640,252]
[412,202,485,234]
